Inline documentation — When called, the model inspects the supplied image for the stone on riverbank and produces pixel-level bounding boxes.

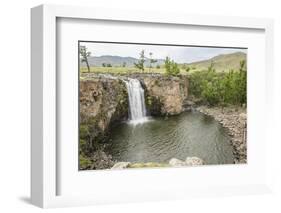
[185,157,204,166]
[111,162,131,169]
[169,157,204,167]
[169,158,187,167]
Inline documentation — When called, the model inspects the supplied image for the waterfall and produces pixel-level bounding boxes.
[123,78,148,123]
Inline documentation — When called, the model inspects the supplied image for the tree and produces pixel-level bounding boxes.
[122,62,127,67]
[208,61,215,72]
[134,50,146,72]
[102,63,106,67]
[239,60,246,72]
[164,56,180,76]
[237,60,247,105]
[148,52,157,72]
[80,46,91,72]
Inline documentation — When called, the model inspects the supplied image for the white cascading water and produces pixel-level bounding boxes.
[123,78,148,124]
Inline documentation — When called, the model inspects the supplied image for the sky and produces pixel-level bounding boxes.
[80,42,247,63]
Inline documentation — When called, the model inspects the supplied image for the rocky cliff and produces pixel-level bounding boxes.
[79,76,128,163]
[79,73,189,169]
[135,74,189,115]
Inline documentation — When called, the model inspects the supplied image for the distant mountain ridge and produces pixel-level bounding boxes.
[81,51,247,71]
[83,55,165,67]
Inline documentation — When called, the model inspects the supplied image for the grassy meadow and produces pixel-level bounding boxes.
[80,51,246,75]
[80,66,188,75]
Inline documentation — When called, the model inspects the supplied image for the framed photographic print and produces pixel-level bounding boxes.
[31,4,274,208]
[78,40,247,171]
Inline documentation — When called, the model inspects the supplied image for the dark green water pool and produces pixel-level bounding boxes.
[106,111,234,165]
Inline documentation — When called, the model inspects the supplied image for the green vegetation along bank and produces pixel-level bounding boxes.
[188,60,246,107]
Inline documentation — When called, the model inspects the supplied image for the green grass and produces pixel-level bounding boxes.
[80,66,190,75]
[186,52,247,72]
[80,66,165,74]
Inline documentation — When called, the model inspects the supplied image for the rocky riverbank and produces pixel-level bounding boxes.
[196,106,247,164]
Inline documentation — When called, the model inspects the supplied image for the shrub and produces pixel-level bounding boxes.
[79,124,89,139]
[189,60,247,106]
[164,57,180,76]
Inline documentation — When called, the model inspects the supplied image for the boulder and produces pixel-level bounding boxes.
[169,157,204,167]
[169,158,186,167]
[185,157,204,166]
[111,162,130,169]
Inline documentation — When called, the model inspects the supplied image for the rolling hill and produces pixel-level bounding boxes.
[186,51,247,72]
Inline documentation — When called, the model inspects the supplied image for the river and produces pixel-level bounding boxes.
[107,110,234,165]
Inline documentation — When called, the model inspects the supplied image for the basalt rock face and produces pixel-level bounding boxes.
[80,78,128,126]
[133,74,189,116]
[79,77,128,158]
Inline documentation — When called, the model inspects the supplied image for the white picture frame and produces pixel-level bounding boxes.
[31,4,274,208]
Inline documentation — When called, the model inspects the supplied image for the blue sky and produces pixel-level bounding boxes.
[80,42,247,63]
